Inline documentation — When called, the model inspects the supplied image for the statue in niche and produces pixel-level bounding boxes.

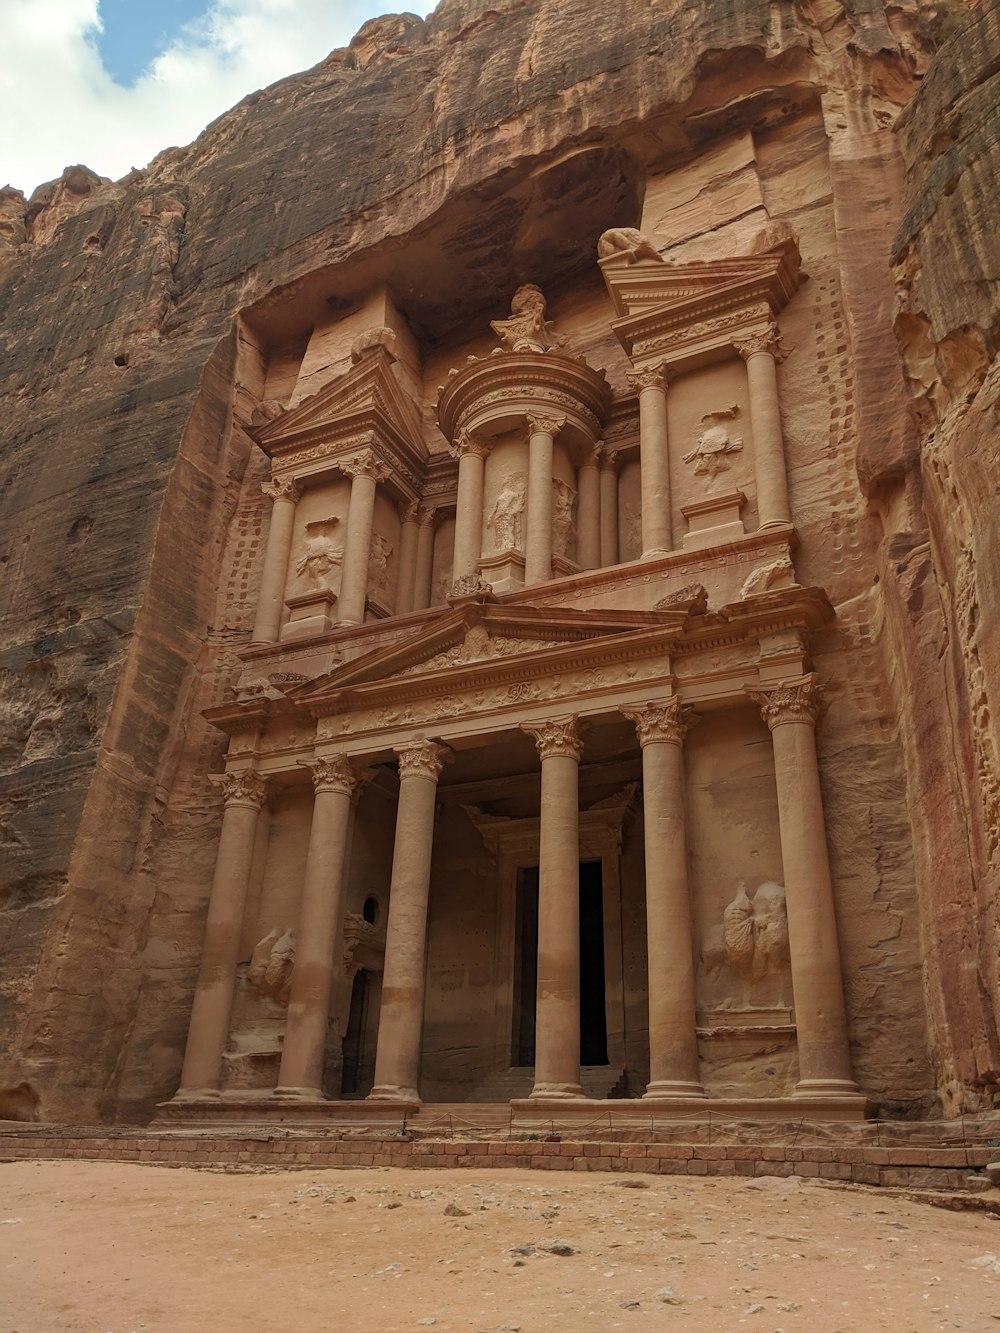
[552,477,576,559]
[296,518,343,592]
[490,283,565,353]
[247,926,296,1003]
[699,881,790,1011]
[486,475,526,551]
[683,404,744,479]
[597,227,664,263]
[368,531,393,597]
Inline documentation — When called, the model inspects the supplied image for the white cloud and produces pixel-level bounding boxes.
[0,0,436,195]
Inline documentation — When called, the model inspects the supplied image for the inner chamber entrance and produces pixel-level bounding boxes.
[512,859,608,1068]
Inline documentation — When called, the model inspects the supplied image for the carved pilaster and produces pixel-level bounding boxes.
[522,715,583,761]
[307,755,358,796]
[622,698,699,747]
[526,412,566,438]
[747,674,821,729]
[261,476,302,504]
[217,770,266,808]
[396,740,450,783]
[733,322,789,363]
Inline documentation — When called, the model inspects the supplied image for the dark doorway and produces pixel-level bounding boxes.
[341,968,370,1096]
[511,860,608,1067]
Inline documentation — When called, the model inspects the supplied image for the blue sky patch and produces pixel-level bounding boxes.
[96,0,210,85]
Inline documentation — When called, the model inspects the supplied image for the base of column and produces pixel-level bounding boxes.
[171,1087,222,1102]
[528,1082,585,1099]
[272,1085,324,1101]
[644,1080,707,1100]
[641,547,671,561]
[368,1084,421,1103]
[793,1078,862,1098]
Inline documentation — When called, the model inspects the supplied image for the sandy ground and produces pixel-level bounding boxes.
[2,1162,1000,1332]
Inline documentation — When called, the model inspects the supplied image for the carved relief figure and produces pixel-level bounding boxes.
[740,553,799,599]
[683,405,744,478]
[368,531,393,597]
[247,927,296,1003]
[699,881,790,1011]
[597,227,663,263]
[490,283,565,353]
[552,477,576,559]
[486,475,526,551]
[296,518,343,591]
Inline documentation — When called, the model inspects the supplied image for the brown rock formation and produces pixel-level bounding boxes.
[0,0,992,1125]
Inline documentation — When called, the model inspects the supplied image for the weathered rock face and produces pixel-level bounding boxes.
[0,0,992,1124]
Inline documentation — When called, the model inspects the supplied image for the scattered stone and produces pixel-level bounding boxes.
[444,1203,470,1218]
[969,1254,1000,1274]
[744,1176,803,1194]
[614,1179,650,1189]
[745,1303,765,1315]
[655,1287,683,1305]
[510,1245,535,1257]
[538,1239,578,1256]
[619,1301,641,1310]
[416,1320,437,1327]
[384,1201,402,1210]
[777,1303,801,1313]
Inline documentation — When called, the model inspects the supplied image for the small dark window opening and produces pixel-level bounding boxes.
[113,353,129,368]
[362,896,379,925]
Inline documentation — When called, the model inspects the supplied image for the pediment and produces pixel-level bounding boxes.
[249,348,425,460]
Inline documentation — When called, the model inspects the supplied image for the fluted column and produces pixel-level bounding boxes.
[412,504,437,611]
[522,716,584,1098]
[337,451,390,626]
[450,430,490,588]
[524,413,565,585]
[577,442,602,570]
[735,324,792,529]
[394,501,419,615]
[747,675,858,1095]
[275,756,359,1099]
[369,740,449,1102]
[599,450,619,567]
[627,364,672,557]
[622,700,705,1098]
[178,771,266,1097]
[251,476,301,644]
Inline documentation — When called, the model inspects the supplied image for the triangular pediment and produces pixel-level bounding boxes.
[602,250,800,322]
[290,598,686,706]
[248,348,425,462]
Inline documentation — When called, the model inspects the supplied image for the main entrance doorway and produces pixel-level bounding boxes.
[512,859,608,1067]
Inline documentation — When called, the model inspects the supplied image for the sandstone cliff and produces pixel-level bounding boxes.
[0,0,988,1122]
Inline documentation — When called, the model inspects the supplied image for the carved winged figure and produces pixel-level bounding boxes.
[247,926,296,1003]
[490,284,565,353]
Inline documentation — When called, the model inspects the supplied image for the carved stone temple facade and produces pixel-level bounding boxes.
[160,223,886,1125]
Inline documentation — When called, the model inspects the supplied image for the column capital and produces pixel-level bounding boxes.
[396,739,450,782]
[733,321,789,363]
[215,769,266,808]
[448,428,491,461]
[526,412,566,438]
[306,754,359,796]
[522,715,583,761]
[261,475,301,504]
[398,499,420,524]
[622,698,698,747]
[626,363,670,393]
[600,446,620,473]
[581,440,604,468]
[340,449,391,483]
[747,673,821,729]
[416,502,439,528]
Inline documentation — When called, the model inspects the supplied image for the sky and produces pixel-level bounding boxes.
[0,0,438,197]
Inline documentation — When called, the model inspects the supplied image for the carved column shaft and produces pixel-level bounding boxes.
[338,455,388,626]
[524,415,564,585]
[577,445,601,570]
[750,676,857,1095]
[523,718,584,1098]
[629,367,672,556]
[623,701,705,1098]
[251,478,300,644]
[369,741,448,1102]
[412,506,436,611]
[178,772,266,1096]
[599,453,619,567]
[738,329,792,528]
[275,758,358,1098]
[395,503,419,615]
[451,435,488,585]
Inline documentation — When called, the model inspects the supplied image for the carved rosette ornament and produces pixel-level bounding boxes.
[733,322,789,363]
[339,450,391,483]
[625,364,670,394]
[526,412,567,439]
[747,674,821,730]
[307,754,358,796]
[217,770,267,808]
[449,429,490,461]
[522,715,584,761]
[396,740,450,783]
[261,475,302,504]
[621,698,698,747]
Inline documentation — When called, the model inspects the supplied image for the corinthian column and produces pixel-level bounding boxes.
[524,413,565,585]
[177,770,266,1097]
[450,430,490,588]
[747,674,858,1095]
[369,740,449,1102]
[412,505,437,611]
[275,756,359,1099]
[621,700,705,1098]
[251,476,301,644]
[337,451,390,626]
[576,442,602,570]
[522,716,584,1098]
[600,450,619,567]
[735,324,792,529]
[395,501,419,615]
[626,364,672,557]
